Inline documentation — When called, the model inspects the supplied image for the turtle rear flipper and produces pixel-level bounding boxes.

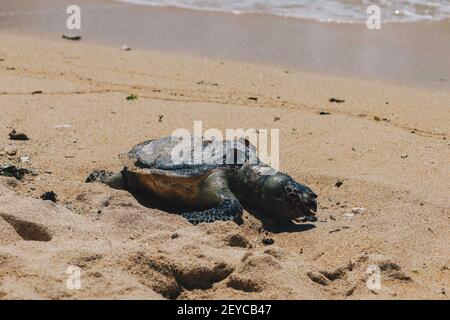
[86,170,124,189]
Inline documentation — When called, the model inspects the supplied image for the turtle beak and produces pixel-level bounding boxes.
[297,190,318,222]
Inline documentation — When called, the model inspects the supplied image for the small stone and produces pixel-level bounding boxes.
[171,233,179,239]
[345,286,357,296]
[351,207,366,214]
[20,156,30,163]
[307,271,329,286]
[262,238,274,245]
[335,180,343,188]
[344,213,354,218]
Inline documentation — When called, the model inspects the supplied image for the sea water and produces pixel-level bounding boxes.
[117,0,450,22]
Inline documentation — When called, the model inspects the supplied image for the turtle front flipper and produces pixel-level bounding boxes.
[182,171,243,225]
[183,198,243,225]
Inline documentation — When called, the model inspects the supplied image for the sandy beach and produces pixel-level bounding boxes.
[0,1,449,300]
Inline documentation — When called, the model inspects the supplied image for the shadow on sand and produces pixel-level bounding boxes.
[130,190,316,234]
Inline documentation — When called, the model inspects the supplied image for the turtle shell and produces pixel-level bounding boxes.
[119,136,260,205]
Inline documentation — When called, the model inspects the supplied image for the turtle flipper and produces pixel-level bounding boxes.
[183,199,243,225]
[182,171,243,225]
[86,170,124,189]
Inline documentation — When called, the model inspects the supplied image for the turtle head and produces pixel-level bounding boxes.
[259,173,318,222]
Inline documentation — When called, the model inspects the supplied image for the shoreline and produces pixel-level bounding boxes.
[111,1,450,24]
[1,0,450,90]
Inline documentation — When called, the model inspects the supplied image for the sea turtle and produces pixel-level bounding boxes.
[86,136,318,225]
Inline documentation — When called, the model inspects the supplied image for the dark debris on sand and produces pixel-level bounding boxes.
[0,165,31,180]
[62,35,82,41]
[41,191,57,202]
[329,98,345,103]
[8,130,29,141]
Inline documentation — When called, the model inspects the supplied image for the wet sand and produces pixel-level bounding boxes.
[1,0,450,89]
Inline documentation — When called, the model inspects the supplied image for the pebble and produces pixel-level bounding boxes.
[20,156,31,163]
[344,213,354,218]
[262,238,274,245]
[20,156,30,163]
[121,45,132,51]
[351,207,366,214]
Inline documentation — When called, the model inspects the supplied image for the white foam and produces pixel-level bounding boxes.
[116,0,450,22]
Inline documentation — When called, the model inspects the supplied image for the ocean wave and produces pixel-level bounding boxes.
[116,0,450,23]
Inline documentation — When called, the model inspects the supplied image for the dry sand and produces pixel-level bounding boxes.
[0,32,449,299]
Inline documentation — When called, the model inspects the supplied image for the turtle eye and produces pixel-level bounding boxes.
[284,181,317,210]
